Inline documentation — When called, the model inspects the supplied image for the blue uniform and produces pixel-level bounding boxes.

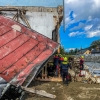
[61,57,71,85]
[53,55,59,76]
[54,56,59,70]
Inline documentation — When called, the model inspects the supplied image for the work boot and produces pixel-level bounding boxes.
[66,81,68,86]
[63,81,66,84]
[66,83,68,86]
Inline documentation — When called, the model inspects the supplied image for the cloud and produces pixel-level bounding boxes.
[65,0,100,20]
[69,25,100,38]
[68,31,84,37]
[64,0,100,38]
[65,17,71,25]
[73,13,77,18]
[65,48,76,51]
[88,16,92,21]
[87,30,100,38]
[84,25,93,31]
[70,22,85,31]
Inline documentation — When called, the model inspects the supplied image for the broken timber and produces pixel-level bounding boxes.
[35,77,62,82]
[21,86,56,99]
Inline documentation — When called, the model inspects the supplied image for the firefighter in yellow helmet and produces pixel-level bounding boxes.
[61,56,71,85]
[81,55,84,59]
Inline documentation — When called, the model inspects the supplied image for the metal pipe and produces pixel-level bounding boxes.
[63,0,66,32]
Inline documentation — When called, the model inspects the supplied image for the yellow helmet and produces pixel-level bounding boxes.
[81,56,84,59]
[64,57,68,62]
[55,54,58,56]
[62,57,68,64]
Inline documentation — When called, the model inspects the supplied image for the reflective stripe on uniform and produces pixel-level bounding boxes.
[62,61,68,64]
[62,57,68,64]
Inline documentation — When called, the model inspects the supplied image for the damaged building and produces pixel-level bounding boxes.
[0,6,63,99]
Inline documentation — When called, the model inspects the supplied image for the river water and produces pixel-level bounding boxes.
[84,62,100,76]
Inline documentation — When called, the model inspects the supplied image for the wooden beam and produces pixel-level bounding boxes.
[20,11,31,28]
[35,77,62,82]
[21,87,56,99]
[12,13,17,21]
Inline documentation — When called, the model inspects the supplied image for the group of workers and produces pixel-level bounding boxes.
[47,54,84,85]
[53,54,85,84]
[53,54,72,85]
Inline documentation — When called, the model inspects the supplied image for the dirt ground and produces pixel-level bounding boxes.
[25,80,100,100]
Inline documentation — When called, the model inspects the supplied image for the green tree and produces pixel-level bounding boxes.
[69,49,74,55]
[90,39,100,48]
[60,46,65,54]
[74,48,78,54]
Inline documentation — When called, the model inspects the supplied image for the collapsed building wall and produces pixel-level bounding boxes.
[0,15,60,99]
[0,6,63,99]
[0,6,63,43]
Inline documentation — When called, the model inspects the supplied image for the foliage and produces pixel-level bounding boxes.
[60,46,68,54]
[60,46,78,55]
[90,39,100,48]
[69,48,79,55]
[60,39,100,56]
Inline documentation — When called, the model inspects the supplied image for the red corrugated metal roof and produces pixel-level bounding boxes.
[0,15,59,86]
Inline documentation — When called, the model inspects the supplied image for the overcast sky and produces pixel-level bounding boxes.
[60,0,100,51]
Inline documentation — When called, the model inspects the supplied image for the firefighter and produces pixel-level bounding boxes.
[47,62,55,77]
[58,54,64,76]
[61,56,71,85]
[79,55,84,77]
[79,55,84,70]
[58,54,64,67]
[53,54,59,76]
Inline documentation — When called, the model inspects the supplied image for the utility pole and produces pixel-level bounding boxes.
[63,0,66,32]
[81,46,82,54]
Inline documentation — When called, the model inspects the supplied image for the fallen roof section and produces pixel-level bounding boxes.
[0,15,59,87]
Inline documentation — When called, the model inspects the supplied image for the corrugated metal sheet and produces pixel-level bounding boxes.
[0,15,59,86]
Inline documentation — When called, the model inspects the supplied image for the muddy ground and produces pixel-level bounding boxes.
[25,80,100,100]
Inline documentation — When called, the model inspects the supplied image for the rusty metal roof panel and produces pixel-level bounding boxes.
[0,15,59,86]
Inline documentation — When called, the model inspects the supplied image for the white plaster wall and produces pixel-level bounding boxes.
[26,12,58,39]
[3,11,58,39]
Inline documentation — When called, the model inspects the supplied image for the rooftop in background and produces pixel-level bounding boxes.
[76,48,91,55]
[0,0,63,7]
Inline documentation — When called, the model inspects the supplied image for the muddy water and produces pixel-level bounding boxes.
[85,62,100,76]
[26,81,100,100]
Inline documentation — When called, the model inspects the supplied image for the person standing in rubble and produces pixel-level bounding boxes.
[61,56,72,85]
[79,56,84,70]
[58,54,64,76]
[53,54,59,76]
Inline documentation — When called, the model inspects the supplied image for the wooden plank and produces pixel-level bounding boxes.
[44,64,47,79]
[35,77,62,82]
[42,67,45,79]
[21,87,56,99]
